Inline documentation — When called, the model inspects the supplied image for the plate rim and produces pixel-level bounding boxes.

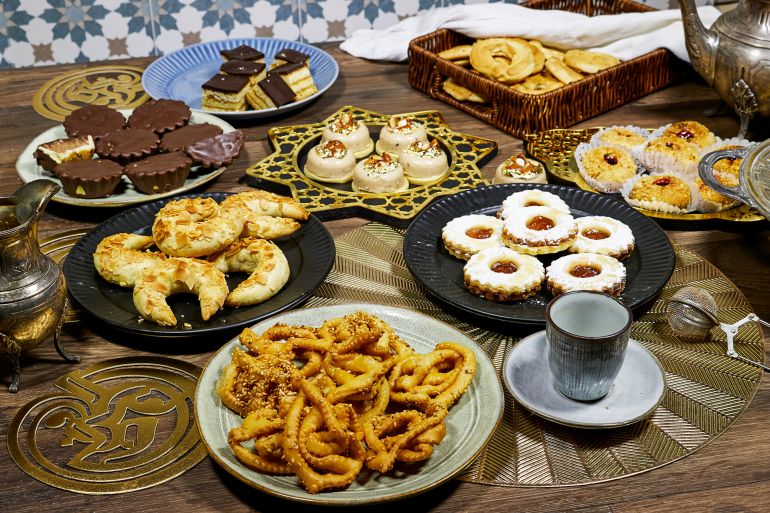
[61,191,335,339]
[141,37,339,119]
[503,330,667,429]
[15,110,235,208]
[193,302,505,505]
[403,183,676,326]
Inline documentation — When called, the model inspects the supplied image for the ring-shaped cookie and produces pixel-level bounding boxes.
[464,246,545,302]
[502,205,577,255]
[441,214,504,260]
[569,216,635,260]
[470,38,535,84]
[546,253,626,297]
[497,189,571,219]
[152,197,243,257]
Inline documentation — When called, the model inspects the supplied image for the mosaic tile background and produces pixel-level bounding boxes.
[1,0,716,68]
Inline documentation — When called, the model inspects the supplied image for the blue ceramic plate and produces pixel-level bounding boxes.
[142,38,339,119]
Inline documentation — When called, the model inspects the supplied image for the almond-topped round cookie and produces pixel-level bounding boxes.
[546,253,626,297]
[569,216,635,260]
[502,205,577,255]
[464,246,545,302]
[589,126,649,151]
[638,136,702,179]
[375,116,428,156]
[497,189,570,220]
[441,214,504,260]
[661,121,715,149]
[575,144,637,193]
[625,174,692,213]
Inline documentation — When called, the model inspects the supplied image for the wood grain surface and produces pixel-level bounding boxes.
[0,45,768,513]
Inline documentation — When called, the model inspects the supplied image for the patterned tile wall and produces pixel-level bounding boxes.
[1,0,715,68]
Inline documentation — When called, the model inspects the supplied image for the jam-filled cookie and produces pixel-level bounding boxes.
[497,189,570,219]
[502,205,577,255]
[464,246,545,302]
[441,214,504,260]
[569,216,635,260]
[546,253,626,297]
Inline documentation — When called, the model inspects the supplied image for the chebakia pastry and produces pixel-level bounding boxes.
[375,116,428,156]
[321,111,374,159]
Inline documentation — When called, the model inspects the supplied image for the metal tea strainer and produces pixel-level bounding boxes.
[666,286,770,372]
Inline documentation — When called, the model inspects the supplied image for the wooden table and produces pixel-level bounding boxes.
[1,46,768,513]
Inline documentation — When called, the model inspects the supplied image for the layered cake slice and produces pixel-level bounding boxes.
[271,48,309,68]
[34,135,95,172]
[246,73,295,110]
[270,62,318,101]
[220,44,265,64]
[202,74,250,111]
[220,59,267,87]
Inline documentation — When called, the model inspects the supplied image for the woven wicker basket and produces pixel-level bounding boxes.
[407,0,689,138]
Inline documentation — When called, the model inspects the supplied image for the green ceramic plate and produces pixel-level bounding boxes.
[194,303,504,505]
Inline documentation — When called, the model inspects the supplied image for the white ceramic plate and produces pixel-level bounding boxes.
[15,110,235,208]
[503,331,666,429]
[142,38,339,120]
[194,303,504,505]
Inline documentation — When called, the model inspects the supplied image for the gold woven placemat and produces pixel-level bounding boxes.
[33,65,149,122]
[303,222,765,487]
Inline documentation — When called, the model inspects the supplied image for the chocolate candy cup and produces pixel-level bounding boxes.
[160,123,223,153]
[54,159,124,199]
[124,152,192,195]
[95,128,159,164]
[63,105,126,139]
[128,99,191,134]
[185,131,244,168]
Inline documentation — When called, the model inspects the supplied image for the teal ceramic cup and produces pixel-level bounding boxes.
[546,291,632,401]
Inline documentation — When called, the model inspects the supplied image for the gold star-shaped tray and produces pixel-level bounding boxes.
[243,105,497,227]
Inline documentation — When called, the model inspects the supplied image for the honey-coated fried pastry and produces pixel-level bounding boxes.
[228,408,293,474]
[152,197,243,257]
[208,237,291,307]
[93,233,166,288]
[132,257,228,326]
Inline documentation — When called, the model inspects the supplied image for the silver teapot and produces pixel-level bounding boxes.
[0,179,78,392]
[678,0,770,137]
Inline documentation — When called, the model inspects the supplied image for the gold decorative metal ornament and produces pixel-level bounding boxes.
[525,128,764,222]
[7,357,206,493]
[39,227,90,324]
[32,65,149,122]
[244,105,496,225]
[304,222,764,486]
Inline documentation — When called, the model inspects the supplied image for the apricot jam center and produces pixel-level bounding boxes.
[569,265,601,278]
[465,227,493,239]
[526,215,554,231]
[582,228,610,240]
[491,261,518,274]
[524,201,543,207]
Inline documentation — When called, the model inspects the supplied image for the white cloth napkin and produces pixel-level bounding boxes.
[339,4,721,63]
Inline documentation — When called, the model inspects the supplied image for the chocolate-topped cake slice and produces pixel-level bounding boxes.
[63,105,126,139]
[202,73,249,111]
[220,59,267,87]
[128,99,191,134]
[220,44,264,64]
[246,73,296,110]
[272,48,310,67]
[271,62,318,101]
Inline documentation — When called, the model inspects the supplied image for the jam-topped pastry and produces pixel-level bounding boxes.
[497,189,570,220]
[575,144,638,193]
[589,125,649,151]
[569,216,635,260]
[463,246,545,302]
[492,153,547,184]
[502,205,577,255]
[376,116,428,156]
[546,253,626,297]
[625,174,692,213]
[660,121,716,149]
[441,214,505,260]
[399,138,449,185]
[638,136,702,179]
[321,112,374,159]
[352,152,408,193]
[304,139,356,183]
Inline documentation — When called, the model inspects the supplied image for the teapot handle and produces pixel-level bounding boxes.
[698,148,751,205]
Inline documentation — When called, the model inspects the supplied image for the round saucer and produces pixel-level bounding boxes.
[503,331,666,429]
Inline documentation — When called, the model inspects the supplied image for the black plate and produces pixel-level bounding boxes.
[403,184,675,326]
[63,192,335,339]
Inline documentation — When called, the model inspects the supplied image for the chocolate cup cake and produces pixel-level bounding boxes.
[128,99,191,134]
[124,152,192,195]
[63,105,126,139]
[185,130,244,168]
[54,159,124,198]
[160,123,223,153]
[96,128,159,164]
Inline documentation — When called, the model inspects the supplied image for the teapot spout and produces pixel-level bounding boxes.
[676,0,719,85]
[11,179,61,225]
